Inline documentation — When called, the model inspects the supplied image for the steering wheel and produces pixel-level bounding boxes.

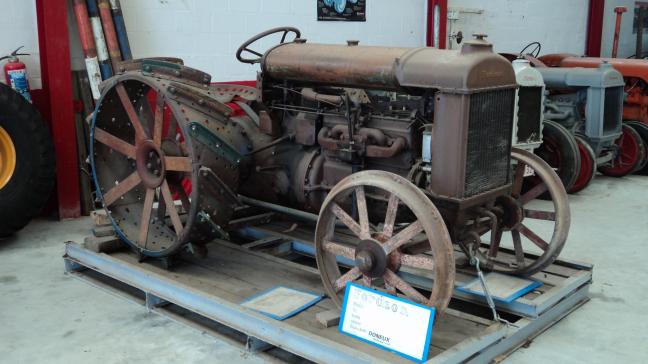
[519,41,542,59]
[236,27,301,64]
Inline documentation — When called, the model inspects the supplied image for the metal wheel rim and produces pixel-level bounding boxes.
[599,125,642,176]
[569,135,597,193]
[90,77,198,257]
[314,170,455,313]
[479,148,570,276]
[0,126,16,190]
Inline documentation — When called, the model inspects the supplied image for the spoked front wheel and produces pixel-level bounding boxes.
[315,171,455,313]
[478,148,570,276]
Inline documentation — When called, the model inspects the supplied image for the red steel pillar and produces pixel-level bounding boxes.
[586,0,605,57]
[35,0,81,219]
[427,0,448,49]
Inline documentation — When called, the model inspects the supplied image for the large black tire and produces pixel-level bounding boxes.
[625,121,648,175]
[0,83,56,237]
[534,120,580,191]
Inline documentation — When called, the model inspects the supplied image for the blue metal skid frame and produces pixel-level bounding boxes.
[237,226,593,318]
[63,238,591,363]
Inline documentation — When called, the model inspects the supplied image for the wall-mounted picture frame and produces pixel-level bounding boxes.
[317,0,366,22]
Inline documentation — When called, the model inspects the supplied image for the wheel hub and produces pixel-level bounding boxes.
[136,140,166,188]
[355,239,387,278]
[496,195,524,230]
[0,126,16,190]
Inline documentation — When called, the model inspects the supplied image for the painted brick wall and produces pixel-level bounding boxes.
[446,0,589,56]
[0,0,41,88]
[119,0,427,81]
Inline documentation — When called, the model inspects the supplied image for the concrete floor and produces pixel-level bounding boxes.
[1,175,647,363]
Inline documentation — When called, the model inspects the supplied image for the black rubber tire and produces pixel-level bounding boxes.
[0,83,56,237]
[534,120,580,191]
[625,121,648,175]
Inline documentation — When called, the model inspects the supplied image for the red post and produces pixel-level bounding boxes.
[35,0,81,219]
[586,0,605,57]
[427,0,448,49]
[612,6,627,58]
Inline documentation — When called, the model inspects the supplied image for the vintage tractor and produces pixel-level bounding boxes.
[539,54,648,175]
[535,63,644,183]
[90,28,570,314]
[510,57,581,193]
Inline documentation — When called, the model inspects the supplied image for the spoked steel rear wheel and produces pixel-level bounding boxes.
[91,71,246,257]
[533,120,580,191]
[599,124,642,177]
[569,134,597,193]
[625,121,648,174]
[91,79,197,256]
[478,148,570,276]
[315,171,455,313]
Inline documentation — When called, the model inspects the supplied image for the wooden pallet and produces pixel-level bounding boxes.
[63,221,592,363]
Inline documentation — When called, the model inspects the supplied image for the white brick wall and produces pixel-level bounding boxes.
[0,0,41,88]
[120,0,428,81]
[447,0,589,56]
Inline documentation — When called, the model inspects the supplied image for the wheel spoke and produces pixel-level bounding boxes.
[524,209,556,221]
[245,48,263,57]
[333,267,362,292]
[138,188,155,246]
[382,193,399,238]
[103,171,141,206]
[517,224,549,251]
[153,93,164,147]
[322,240,355,259]
[94,128,136,158]
[519,182,547,205]
[511,229,526,266]
[400,253,435,270]
[512,161,526,197]
[330,202,367,239]
[160,180,183,235]
[355,186,370,238]
[116,83,148,140]
[165,156,192,172]
[383,269,427,304]
[488,228,503,258]
[382,220,423,254]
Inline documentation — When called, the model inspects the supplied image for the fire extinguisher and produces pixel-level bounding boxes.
[0,46,32,103]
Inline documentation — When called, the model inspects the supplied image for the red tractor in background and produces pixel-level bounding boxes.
[538,54,648,175]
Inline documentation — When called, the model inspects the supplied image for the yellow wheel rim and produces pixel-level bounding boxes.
[0,126,16,190]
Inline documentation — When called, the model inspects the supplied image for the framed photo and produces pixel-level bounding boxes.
[318,0,366,22]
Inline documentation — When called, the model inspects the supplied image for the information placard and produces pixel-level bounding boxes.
[339,283,435,362]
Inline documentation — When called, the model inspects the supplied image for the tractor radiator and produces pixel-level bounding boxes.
[464,89,515,197]
[603,86,624,133]
[516,86,543,144]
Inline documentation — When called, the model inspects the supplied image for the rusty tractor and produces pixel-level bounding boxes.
[90,28,570,314]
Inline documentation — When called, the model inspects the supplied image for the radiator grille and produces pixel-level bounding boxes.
[603,86,623,134]
[516,86,543,145]
[465,89,514,197]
